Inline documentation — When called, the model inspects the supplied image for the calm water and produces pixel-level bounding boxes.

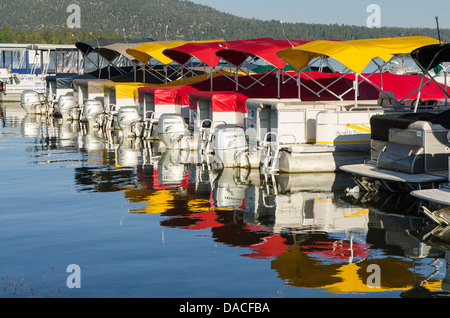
[1,102,449,299]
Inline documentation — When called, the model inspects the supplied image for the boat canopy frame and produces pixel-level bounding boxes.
[214,39,310,98]
[410,43,450,111]
[75,38,153,80]
[125,40,222,86]
[277,36,443,107]
[158,38,277,91]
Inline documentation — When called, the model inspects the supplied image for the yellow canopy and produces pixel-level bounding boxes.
[104,82,150,100]
[277,36,441,74]
[126,39,223,65]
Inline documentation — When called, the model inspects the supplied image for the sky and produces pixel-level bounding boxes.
[188,0,450,29]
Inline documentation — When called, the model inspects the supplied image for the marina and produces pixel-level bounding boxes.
[1,102,450,297]
[2,34,450,298]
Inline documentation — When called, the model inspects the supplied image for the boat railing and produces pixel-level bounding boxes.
[348,105,384,111]
[260,132,298,173]
[380,103,450,112]
[278,133,298,146]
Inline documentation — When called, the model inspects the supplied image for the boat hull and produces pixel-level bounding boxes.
[278,146,370,173]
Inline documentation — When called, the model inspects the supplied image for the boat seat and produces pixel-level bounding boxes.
[377,91,402,107]
[407,120,446,131]
[370,112,437,141]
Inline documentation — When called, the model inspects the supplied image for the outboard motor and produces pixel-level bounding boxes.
[83,100,105,128]
[212,125,248,168]
[117,106,143,138]
[57,95,77,120]
[156,113,190,150]
[21,90,42,114]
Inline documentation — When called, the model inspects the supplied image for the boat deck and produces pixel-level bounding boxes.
[411,188,450,205]
[340,162,448,183]
[283,143,356,153]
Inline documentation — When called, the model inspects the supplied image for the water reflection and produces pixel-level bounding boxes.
[1,102,450,297]
[0,103,26,132]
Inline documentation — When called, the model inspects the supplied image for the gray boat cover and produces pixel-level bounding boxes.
[75,38,153,60]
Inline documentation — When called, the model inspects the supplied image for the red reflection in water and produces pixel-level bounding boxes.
[135,164,370,265]
[302,240,370,261]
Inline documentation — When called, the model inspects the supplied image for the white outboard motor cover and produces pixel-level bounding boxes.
[117,106,141,135]
[156,113,190,149]
[84,100,104,124]
[57,95,77,118]
[21,90,41,114]
[213,125,247,167]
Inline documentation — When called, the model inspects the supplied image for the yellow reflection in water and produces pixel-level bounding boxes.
[132,190,175,214]
[272,245,443,295]
[324,263,440,294]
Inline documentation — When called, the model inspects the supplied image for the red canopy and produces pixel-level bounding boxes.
[138,85,199,106]
[216,39,311,69]
[291,72,448,101]
[189,90,249,113]
[163,38,273,67]
[138,71,449,113]
[357,72,449,101]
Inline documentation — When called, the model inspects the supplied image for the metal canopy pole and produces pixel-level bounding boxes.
[413,73,426,113]
[445,70,448,105]
[210,68,213,91]
[284,68,320,99]
[277,69,280,99]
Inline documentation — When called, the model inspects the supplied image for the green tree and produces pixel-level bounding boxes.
[0,27,15,43]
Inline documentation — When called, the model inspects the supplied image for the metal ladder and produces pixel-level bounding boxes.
[260,132,297,174]
[143,111,158,139]
[200,119,227,155]
[105,104,117,130]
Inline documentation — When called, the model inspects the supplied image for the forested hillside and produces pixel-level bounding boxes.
[0,0,447,44]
